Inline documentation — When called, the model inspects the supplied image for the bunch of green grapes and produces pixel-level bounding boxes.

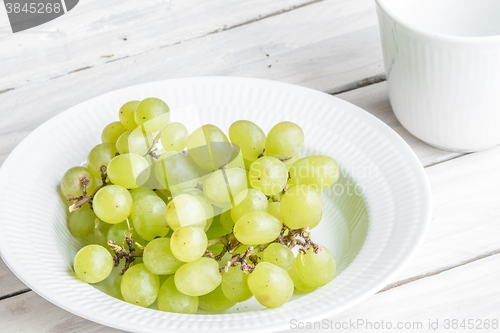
[64,98,340,314]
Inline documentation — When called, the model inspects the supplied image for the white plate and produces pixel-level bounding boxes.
[0,77,431,333]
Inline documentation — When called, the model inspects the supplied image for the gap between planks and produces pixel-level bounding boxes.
[0,0,329,93]
[210,0,327,34]
[379,249,500,293]
[0,288,30,302]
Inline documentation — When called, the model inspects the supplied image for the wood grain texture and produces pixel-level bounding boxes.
[0,0,323,90]
[0,291,121,332]
[392,144,500,283]
[0,258,28,300]
[291,253,500,333]
[0,0,382,166]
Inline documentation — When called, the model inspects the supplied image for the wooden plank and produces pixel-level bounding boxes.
[0,258,28,300]
[0,0,382,166]
[0,291,121,332]
[391,144,500,284]
[0,0,322,90]
[299,253,500,332]
[336,82,464,167]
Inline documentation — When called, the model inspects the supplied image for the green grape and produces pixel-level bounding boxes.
[143,238,184,275]
[121,263,160,307]
[113,274,124,300]
[263,243,294,270]
[107,220,144,247]
[73,245,113,283]
[129,188,158,202]
[68,204,96,238]
[119,100,140,130]
[136,155,159,190]
[173,188,204,198]
[219,210,234,232]
[93,185,133,224]
[227,150,246,170]
[247,262,294,308]
[309,211,322,229]
[267,202,281,221]
[165,194,206,230]
[160,122,188,152]
[243,158,253,171]
[197,195,214,231]
[289,155,339,192]
[265,121,304,160]
[228,120,266,162]
[280,185,322,229]
[156,189,172,204]
[172,188,213,230]
[233,212,282,245]
[217,252,233,268]
[282,152,300,171]
[203,168,248,208]
[115,131,130,154]
[206,215,230,240]
[207,243,224,256]
[288,261,316,292]
[107,153,150,189]
[61,166,95,198]
[170,227,208,262]
[158,274,170,286]
[154,151,199,193]
[158,276,198,314]
[295,246,336,287]
[101,121,126,144]
[230,189,268,222]
[186,124,231,170]
[174,257,221,296]
[131,195,169,241]
[221,263,253,302]
[198,285,236,311]
[93,220,111,249]
[134,98,170,132]
[248,156,288,196]
[87,143,118,178]
[117,128,154,155]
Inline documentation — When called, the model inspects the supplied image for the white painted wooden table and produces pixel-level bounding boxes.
[1,0,499,332]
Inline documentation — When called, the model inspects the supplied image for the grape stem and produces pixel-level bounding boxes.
[221,245,255,274]
[205,234,237,261]
[67,166,108,212]
[107,219,144,274]
[206,235,230,248]
[220,243,269,274]
[210,225,322,274]
[280,226,322,254]
[143,130,162,159]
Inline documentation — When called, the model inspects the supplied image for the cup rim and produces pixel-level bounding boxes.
[375,0,500,43]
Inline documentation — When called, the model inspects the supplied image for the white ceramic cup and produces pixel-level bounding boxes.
[376,0,500,152]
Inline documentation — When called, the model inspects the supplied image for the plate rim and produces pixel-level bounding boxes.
[0,76,432,333]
